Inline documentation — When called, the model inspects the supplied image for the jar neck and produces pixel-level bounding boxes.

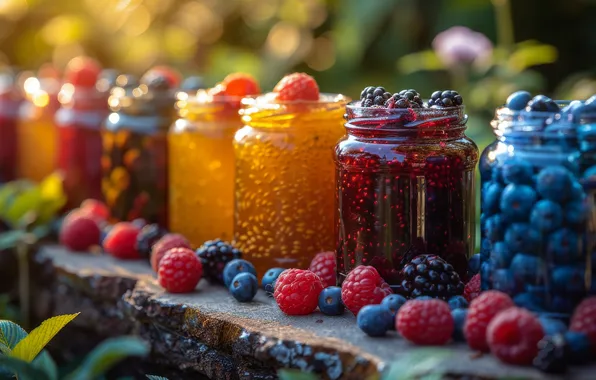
[178,95,242,123]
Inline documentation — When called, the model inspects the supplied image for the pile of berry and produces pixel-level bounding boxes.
[359,87,463,109]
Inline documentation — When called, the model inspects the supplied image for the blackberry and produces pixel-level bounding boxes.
[397,254,465,300]
[533,335,569,374]
[385,89,424,109]
[360,86,392,107]
[135,224,167,260]
[428,90,463,107]
[196,239,242,284]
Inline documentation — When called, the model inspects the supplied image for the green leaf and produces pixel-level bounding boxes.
[36,173,67,225]
[381,349,453,380]
[278,369,320,380]
[11,313,79,362]
[3,186,42,228]
[0,319,28,352]
[397,50,445,74]
[66,336,149,380]
[0,355,51,380]
[146,376,169,380]
[508,40,558,73]
[32,351,58,380]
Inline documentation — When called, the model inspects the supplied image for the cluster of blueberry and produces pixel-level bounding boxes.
[359,87,462,109]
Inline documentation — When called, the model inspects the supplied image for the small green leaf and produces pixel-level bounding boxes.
[278,369,320,380]
[32,351,58,380]
[0,355,51,380]
[146,376,169,380]
[0,230,27,251]
[508,41,558,73]
[11,313,79,362]
[397,50,445,74]
[0,319,28,352]
[66,336,149,380]
[381,349,453,380]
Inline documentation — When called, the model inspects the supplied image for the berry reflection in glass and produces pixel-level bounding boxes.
[335,88,478,288]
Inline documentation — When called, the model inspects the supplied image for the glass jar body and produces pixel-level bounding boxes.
[0,99,20,182]
[480,115,595,316]
[335,110,478,288]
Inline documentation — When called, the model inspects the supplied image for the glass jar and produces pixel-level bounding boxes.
[480,105,595,316]
[102,78,176,227]
[169,93,240,246]
[0,70,21,182]
[234,93,349,275]
[335,104,478,288]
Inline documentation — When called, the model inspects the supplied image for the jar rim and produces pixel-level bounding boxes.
[346,100,464,113]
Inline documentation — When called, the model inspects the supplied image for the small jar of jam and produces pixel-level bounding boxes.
[0,69,21,182]
[234,73,348,275]
[335,88,478,289]
[169,74,259,247]
[56,57,108,209]
[102,68,179,227]
[480,92,596,316]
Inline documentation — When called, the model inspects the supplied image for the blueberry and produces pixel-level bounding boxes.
[536,166,574,203]
[550,296,576,314]
[499,184,537,222]
[223,259,257,288]
[525,285,548,306]
[415,296,433,300]
[513,292,545,312]
[547,228,582,264]
[356,304,393,337]
[506,91,532,111]
[451,308,468,342]
[447,295,468,310]
[100,225,112,247]
[480,259,494,290]
[261,268,285,296]
[564,201,588,226]
[480,238,492,260]
[570,181,586,200]
[491,166,504,184]
[526,95,560,113]
[229,272,258,302]
[131,218,147,228]
[482,182,503,215]
[530,200,563,233]
[484,214,506,242]
[318,286,345,316]
[504,223,542,254]
[491,242,514,269]
[492,269,517,294]
[501,158,534,185]
[564,332,592,364]
[551,265,586,295]
[510,253,545,284]
[381,294,407,315]
[468,253,482,275]
[539,317,567,336]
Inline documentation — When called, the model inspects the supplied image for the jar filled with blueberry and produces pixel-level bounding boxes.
[479,91,596,316]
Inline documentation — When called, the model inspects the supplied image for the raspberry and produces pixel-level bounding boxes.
[220,73,260,97]
[103,222,141,260]
[464,273,481,302]
[464,290,514,352]
[341,266,393,315]
[274,269,325,315]
[59,213,100,252]
[273,73,319,101]
[64,56,102,87]
[150,233,191,272]
[570,296,596,348]
[396,299,454,345]
[487,307,544,365]
[80,199,109,221]
[158,247,203,293]
[308,251,336,288]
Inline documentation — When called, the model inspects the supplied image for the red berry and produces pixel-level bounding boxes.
[59,213,100,252]
[341,266,392,315]
[463,273,481,302]
[274,269,324,315]
[103,222,141,260]
[64,56,102,88]
[273,73,319,101]
[150,233,191,272]
[487,307,544,365]
[158,247,203,293]
[221,73,260,97]
[309,251,336,288]
[464,290,514,352]
[80,199,109,221]
[570,297,596,348]
[396,299,454,345]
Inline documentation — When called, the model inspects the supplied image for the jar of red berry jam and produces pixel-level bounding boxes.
[0,69,21,182]
[480,91,596,316]
[102,68,178,227]
[56,57,108,209]
[335,88,478,291]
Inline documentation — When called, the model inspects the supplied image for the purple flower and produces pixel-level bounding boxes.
[432,26,493,67]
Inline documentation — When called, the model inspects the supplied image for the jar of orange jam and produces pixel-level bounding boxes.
[17,65,61,182]
[169,74,259,247]
[234,73,349,274]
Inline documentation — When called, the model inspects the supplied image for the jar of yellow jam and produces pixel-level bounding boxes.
[234,73,349,275]
[169,74,260,247]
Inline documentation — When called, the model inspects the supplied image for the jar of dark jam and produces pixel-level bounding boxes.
[480,93,596,317]
[56,57,108,209]
[335,103,478,288]
[101,69,178,227]
[0,69,21,182]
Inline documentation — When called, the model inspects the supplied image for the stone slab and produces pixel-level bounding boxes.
[36,245,596,380]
